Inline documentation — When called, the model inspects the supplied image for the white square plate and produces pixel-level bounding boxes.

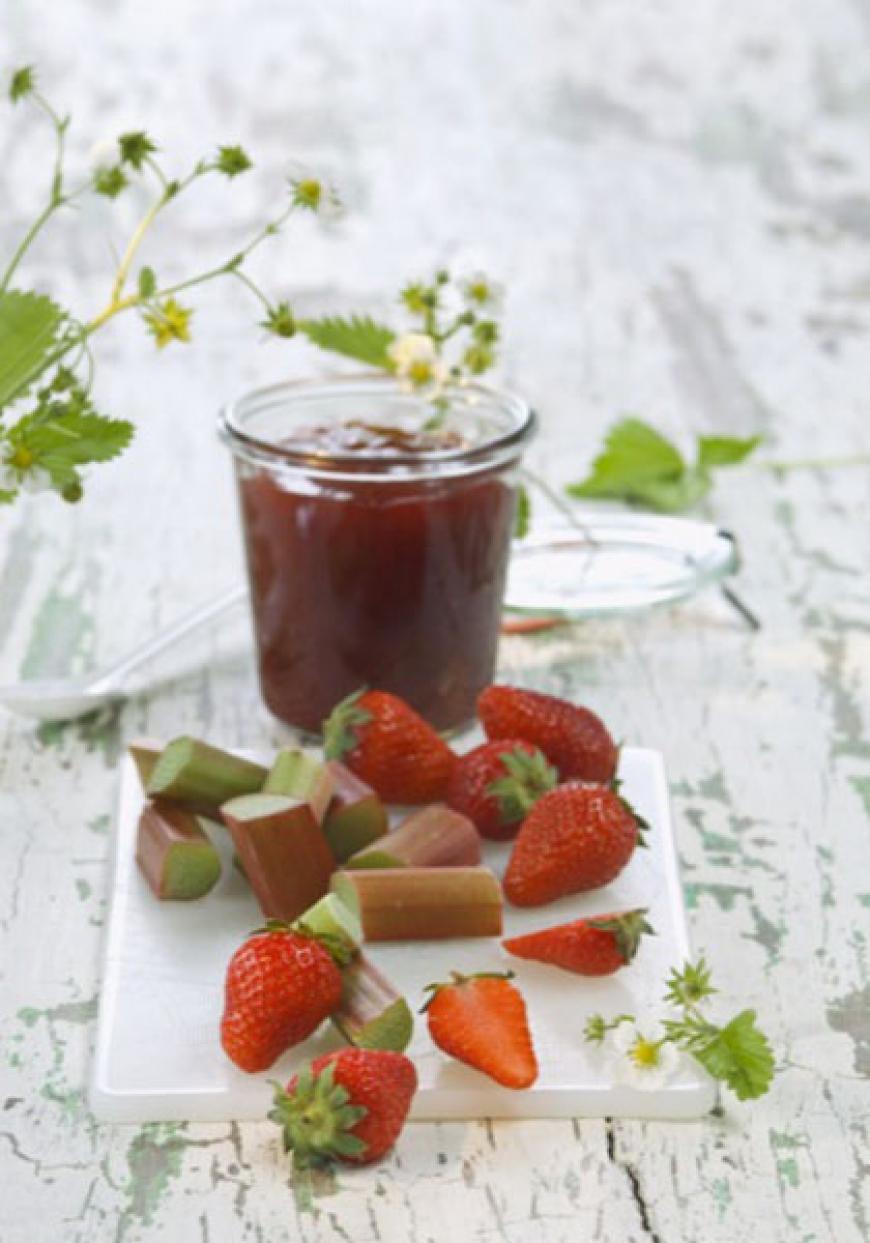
[90,745,715,1122]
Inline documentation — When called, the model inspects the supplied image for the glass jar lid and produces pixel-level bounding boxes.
[504,513,739,617]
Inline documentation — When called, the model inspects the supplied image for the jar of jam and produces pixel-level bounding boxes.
[220,376,536,734]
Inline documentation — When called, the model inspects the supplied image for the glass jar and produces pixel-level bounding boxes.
[219,375,536,734]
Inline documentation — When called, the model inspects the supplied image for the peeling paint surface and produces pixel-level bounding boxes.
[1,1,869,1241]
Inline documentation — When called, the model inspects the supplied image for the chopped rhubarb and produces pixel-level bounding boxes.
[263,749,334,824]
[321,761,388,862]
[291,892,363,962]
[146,736,267,810]
[221,792,334,923]
[136,802,221,899]
[330,866,503,941]
[332,953,414,1051]
[345,804,481,869]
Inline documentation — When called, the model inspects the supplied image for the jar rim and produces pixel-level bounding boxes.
[218,373,536,479]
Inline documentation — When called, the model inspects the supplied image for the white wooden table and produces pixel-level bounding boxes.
[2,2,868,1239]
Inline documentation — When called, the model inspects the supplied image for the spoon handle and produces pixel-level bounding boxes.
[100,584,248,688]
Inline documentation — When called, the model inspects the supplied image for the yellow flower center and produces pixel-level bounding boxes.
[408,359,434,385]
[629,1037,661,1069]
[9,446,33,470]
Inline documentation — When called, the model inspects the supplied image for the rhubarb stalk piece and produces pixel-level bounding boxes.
[146,736,267,810]
[345,804,481,869]
[263,750,334,824]
[291,892,363,961]
[332,953,414,1051]
[129,738,163,789]
[222,792,334,923]
[321,761,388,862]
[136,802,221,899]
[331,867,503,941]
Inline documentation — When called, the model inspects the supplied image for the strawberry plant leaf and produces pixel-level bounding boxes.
[622,468,712,513]
[565,418,761,513]
[298,315,396,369]
[566,418,686,501]
[697,434,762,469]
[691,1008,774,1100]
[0,290,65,409]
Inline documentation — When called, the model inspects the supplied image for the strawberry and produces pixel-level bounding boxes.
[503,782,638,906]
[478,684,618,783]
[423,970,538,1089]
[323,688,456,805]
[503,908,653,975]
[445,740,556,840]
[220,924,343,1073]
[269,1048,417,1169]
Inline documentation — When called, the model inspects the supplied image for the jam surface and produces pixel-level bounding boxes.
[238,421,516,733]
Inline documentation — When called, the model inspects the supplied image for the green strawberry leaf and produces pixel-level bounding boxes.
[0,290,65,410]
[697,435,762,469]
[565,418,761,513]
[566,418,686,501]
[691,1009,775,1100]
[298,315,396,368]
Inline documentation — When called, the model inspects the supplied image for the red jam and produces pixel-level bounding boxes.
[238,421,516,733]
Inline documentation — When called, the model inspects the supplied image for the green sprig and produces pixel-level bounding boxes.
[584,958,775,1102]
[566,418,762,513]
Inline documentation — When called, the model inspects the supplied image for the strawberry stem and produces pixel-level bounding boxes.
[322,687,371,761]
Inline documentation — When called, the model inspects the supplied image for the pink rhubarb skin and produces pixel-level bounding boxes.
[345,804,481,869]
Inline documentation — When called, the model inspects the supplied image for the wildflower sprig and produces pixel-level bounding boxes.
[0,66,339,505]
[295,269,502,413]
[584,958,775,1102]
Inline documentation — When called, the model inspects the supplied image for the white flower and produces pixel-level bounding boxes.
[19,466,53,495]
[88,138,120,173]
[462,272,504,311]
[609,1020,680,1091]
[387,332,448,391]
[0,463,19,493]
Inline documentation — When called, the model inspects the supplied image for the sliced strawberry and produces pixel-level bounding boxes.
[422,971,538,1089]
[503,909,654,976]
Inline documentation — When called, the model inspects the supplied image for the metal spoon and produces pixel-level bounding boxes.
[0,584,247,722]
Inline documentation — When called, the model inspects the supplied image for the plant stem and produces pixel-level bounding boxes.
[111,194,166,304]
[759,454,870,474]
[0,94,68,293]
[1,202,60,292]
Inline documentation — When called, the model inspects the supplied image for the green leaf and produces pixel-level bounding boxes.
[697,434,762,469]
[298,315,395,369]
[566,418,686,501]
[623,468,712,513]
[138,267,157,299]
[514,483,531,539]
[0,290,64,410]
[565,418,759,513]
[691,1009,775,1101]
[9,66,36,103]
